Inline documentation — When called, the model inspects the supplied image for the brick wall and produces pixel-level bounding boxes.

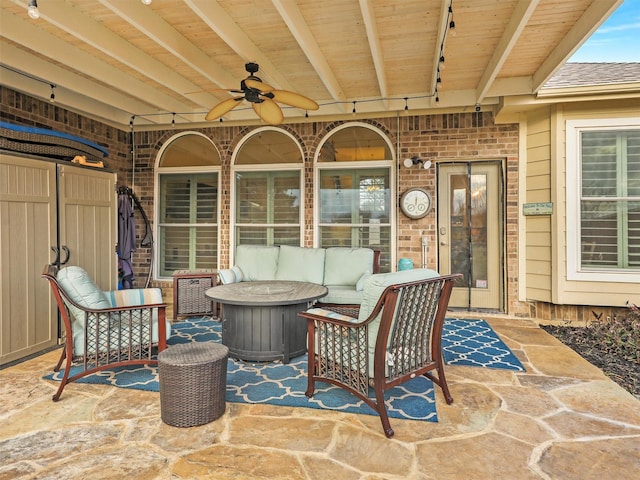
[3,85,598,321]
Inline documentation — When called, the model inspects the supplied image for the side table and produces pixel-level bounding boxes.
[158,342,229,427]
[172,269,218,319]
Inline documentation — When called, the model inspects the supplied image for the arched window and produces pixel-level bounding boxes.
[316,123,394,271]
[232,128,303,247]
[155,133,220,278]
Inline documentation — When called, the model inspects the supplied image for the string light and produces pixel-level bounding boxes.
[171,112,176,127]
[448,5,456,36]
[352,101,357,114]
[49,85,55,102]
[404,97,408,111]
[27,0,39,19]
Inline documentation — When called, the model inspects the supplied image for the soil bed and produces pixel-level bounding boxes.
[541,324,639,399]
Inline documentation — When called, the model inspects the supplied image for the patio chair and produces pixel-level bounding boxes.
[299,269,461,438]
[42,264,171,401]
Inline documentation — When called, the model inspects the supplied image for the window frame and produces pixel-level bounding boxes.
[566,117,640,283]
[230,128,304,259]
[314,122,396,271]
[154,132,221,280]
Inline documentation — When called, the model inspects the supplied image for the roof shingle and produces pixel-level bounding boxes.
[544,63,640,89]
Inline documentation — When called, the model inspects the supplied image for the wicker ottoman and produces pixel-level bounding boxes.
[158,342,229,427]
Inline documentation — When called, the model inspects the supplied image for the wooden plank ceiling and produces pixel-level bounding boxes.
[0,0,621,128]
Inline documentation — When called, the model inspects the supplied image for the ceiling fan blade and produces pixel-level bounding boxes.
[271,90,319,110]
[252,98,284,125]
[205,96,243,121]
[244,78,274,93]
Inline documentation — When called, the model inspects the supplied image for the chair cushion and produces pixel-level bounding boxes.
[358,269,441,361]
[235,245,280,281]
[323,248,374,286]
[105,288,163,307]
[305,307,357,322]
[56,266,111,327]
[77,287,171,356]
[275,245,326,283]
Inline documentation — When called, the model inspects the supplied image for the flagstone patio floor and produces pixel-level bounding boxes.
[1,315,639,479]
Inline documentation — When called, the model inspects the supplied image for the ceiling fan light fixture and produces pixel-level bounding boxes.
[205,63,318,124]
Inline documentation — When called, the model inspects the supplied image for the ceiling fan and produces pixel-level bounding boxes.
[205,62,319,125]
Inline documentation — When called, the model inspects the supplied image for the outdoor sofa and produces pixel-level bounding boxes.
[218,245,380,306]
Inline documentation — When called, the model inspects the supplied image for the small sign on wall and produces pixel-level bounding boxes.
[523,202,553,216]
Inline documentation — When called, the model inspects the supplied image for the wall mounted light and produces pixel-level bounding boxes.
[27,0,39,19]
[403,156,432,170]
[141,0,153,5]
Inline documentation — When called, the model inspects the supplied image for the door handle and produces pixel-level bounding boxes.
[60,245,70,265]
[51,246,60,265]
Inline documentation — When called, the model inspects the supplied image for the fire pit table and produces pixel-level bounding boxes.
[205,281,327,363]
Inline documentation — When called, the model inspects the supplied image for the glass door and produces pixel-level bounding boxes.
[437,162,503,310]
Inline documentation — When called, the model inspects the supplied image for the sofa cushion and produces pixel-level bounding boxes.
[275,245,326,283]
[323,247,374,286]
[235,245,280,281]
[322,285,365,305]
[56,266,111,327]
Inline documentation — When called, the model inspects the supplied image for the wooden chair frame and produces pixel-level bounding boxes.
[299,273,460,438]
[42,264,168,401]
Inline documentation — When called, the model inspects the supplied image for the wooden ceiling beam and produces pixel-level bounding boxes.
[475,0,539,104]
[429,0,450,103]
[0,44,162,126]
[100,0,238,91]
[359,0,388,108]
[184,0,293,91]
[0,12,191,120]
[28,0,218,109]
[532,0,624,92]
[271,0,347,110]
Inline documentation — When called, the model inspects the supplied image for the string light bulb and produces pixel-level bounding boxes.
[171,113,176,128]
[352,101,357,114]
[49,85,55,102]
[404,97,408,111]
[27,0,39,19]
[448,4,456,36]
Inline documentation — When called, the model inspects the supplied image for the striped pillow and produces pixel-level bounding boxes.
[219,266,244,284]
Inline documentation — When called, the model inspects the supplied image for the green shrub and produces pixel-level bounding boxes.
[589,302,640,364]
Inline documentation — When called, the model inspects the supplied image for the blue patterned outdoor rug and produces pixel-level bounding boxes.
[44,317,524,423]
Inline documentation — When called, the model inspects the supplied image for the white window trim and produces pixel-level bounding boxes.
[229,128,305,261]
[566,117,640,283]
[313,122,396,266]
[153,132,221,280]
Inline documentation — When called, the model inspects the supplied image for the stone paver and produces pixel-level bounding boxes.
[1,317,639,480]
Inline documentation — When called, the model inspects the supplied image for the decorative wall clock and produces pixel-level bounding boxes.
[400,187,432,219]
